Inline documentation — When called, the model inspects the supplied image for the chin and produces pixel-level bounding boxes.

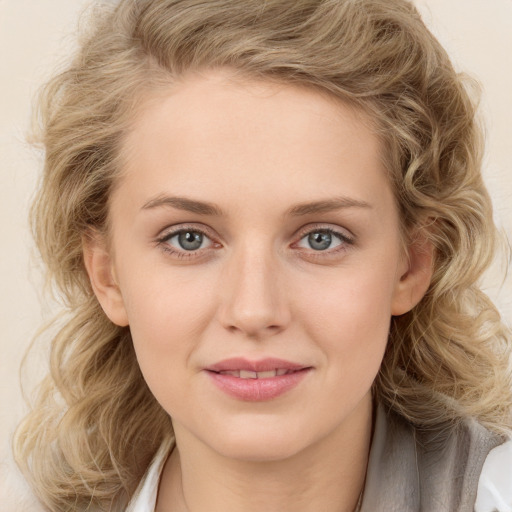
[215,438,305,463]
[200,417,318,462]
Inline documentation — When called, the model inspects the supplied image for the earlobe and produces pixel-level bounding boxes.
[391,229,434,316]
[82,231,129,327]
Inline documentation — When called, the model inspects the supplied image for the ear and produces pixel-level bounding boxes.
[82,230,129,327]
[391,227,434,316]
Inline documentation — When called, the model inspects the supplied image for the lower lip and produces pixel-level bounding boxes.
[206,369,311,401]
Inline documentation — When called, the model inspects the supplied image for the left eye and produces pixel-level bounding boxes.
[166,230,212,251]
[297,230,345,251]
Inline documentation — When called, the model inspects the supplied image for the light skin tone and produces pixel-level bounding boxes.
[84,69,433,512]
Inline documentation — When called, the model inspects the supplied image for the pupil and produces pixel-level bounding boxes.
[179,231,203,250]
[308,232,331,251]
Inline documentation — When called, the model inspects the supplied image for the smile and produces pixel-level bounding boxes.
[205,358,312,401]
[216,369,293,378]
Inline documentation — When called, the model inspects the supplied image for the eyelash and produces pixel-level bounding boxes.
[156,225,355,261]
[156,225,217,260]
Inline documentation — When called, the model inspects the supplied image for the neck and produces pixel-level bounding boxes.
[157,395,373,512]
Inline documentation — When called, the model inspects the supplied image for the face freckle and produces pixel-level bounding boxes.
[97,69,413,462]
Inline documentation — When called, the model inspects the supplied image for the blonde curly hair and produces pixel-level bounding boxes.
[14,0,512,510]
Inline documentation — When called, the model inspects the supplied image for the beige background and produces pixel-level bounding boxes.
[1,0,511,477]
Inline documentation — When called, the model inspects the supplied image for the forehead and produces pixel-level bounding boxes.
[116,70,393,218]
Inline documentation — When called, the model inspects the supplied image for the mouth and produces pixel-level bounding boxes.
[212,368,299,379]
[205,358,312,401]
[206,357,309,374]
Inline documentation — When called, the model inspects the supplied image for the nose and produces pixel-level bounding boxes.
[217,242,290,339]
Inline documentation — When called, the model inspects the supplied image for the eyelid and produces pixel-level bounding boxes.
[293,224,355,246]
[289,224,356,262]
[156,224,221,258]
[157,222,217,239]
[154,222,355,260]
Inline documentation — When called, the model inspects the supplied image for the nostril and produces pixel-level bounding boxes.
[216,285,291,337]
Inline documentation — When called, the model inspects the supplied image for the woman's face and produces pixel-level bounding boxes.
[88,70,429,461]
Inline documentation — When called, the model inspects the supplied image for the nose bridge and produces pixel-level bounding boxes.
[218,237,289,337]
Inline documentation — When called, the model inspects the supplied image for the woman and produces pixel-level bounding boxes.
[14,0,512,511]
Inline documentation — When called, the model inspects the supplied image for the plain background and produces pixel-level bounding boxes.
[1,0,511,478]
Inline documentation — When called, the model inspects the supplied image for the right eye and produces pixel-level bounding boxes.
[165,230,212,251]
[156,226,219,260]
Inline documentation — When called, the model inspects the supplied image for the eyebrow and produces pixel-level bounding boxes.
[141,194,372,216]
[141,195,224,216]
[287,197,372,216]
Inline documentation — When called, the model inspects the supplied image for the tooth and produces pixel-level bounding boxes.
[239,370,258,379]
[219,370,240,377]
[257,370,277,378]
[276,369,288,376]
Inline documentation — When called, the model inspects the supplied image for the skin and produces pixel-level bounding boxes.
[84,69,433,512]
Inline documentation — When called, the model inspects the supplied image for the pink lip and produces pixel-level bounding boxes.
[205,357,312,402]
[207,357,307,373]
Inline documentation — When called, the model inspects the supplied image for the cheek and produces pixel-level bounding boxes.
[117,268,217,400]
[121,263,214,339]
[296,263,397,369]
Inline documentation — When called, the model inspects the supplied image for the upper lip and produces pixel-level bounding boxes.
[206,357,309,373]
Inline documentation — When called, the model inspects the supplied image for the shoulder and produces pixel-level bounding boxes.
[414,413,502,473]
[475,437,512,512]
[413,412,507,511]
[361,405,509,512]
[413,413,512,512]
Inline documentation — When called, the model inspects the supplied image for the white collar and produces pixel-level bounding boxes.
[126,437,174,512]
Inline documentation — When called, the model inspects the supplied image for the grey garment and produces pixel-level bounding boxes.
[360,405,504,512]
